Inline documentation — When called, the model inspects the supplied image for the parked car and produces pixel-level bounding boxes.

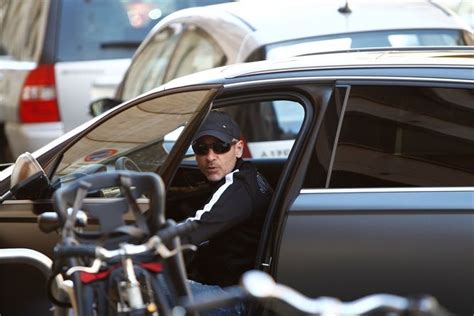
[0,0,232,162]
[1,48,473,315]
[97,0,473,107]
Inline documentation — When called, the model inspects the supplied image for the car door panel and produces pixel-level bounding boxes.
[276,188,474,315]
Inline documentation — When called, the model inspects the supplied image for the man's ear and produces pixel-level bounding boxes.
[235,140,244,158]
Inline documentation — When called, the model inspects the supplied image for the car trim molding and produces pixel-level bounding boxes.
[300,187,474,194]
[224,76,474,89]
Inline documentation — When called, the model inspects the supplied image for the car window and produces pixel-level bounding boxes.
[121,25,183,100]
[302,86,345,189]
[328,86,474,188]
[52,89,216,184]
[163,99,305,159]
[57,0,168,62]
[164,25,227,82]
[266,29,468,59]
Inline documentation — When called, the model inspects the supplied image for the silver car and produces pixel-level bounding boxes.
[108,0,474,103]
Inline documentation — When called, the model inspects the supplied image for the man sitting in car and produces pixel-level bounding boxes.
[181,111,273,310]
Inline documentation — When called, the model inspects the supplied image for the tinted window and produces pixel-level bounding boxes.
[218,100,304,159]
[329,86,474,188]
[303,87,347,188]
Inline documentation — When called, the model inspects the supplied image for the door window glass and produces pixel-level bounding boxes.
[164,26,226,82]
[52,89,216,185]
[330,86,474,188]
[302,87,347,188]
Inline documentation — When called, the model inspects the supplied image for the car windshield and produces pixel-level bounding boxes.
[266,29,468,59]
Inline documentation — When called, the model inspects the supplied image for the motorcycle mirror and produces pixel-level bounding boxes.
[7,152,51,200]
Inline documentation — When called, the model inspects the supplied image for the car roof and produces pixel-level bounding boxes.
[219,0,471,42]
[162,48,474,89]
[150,0,472,62]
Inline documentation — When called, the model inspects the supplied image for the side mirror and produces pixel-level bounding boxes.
[1,153,51,202]
[89,98,122,117]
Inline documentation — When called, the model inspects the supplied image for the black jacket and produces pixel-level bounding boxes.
[184,158,273,286]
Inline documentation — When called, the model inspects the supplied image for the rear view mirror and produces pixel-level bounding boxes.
[1,152,51,202]
[89,98,122,117]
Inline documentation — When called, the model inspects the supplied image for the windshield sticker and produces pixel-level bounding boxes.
[84,149,119,162]
[57,146,131,176]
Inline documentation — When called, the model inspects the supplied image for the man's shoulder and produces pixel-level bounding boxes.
[233,160,273,195]
[233,160,257,179]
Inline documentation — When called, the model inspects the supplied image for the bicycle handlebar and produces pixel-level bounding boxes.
[54,220,198,275]
[176,270,452,316]
[54,244,97,259]
[157,220,197,242]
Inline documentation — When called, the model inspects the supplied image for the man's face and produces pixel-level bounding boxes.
[194,136,243,182]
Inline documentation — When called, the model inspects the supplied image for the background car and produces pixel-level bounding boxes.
[107,0,473,104]
[1,48,473,315]
[0,0,232,162]
[439,0,474,28]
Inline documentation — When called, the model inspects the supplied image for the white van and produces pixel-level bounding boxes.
[0,0,231,161]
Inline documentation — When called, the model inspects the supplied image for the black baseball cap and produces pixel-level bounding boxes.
[193,111,241,143]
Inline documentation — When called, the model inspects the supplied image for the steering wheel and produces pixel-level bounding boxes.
[115,156,141,172]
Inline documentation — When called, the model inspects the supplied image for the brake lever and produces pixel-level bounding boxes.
[66,258,102,275]
[154,242,196,258]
